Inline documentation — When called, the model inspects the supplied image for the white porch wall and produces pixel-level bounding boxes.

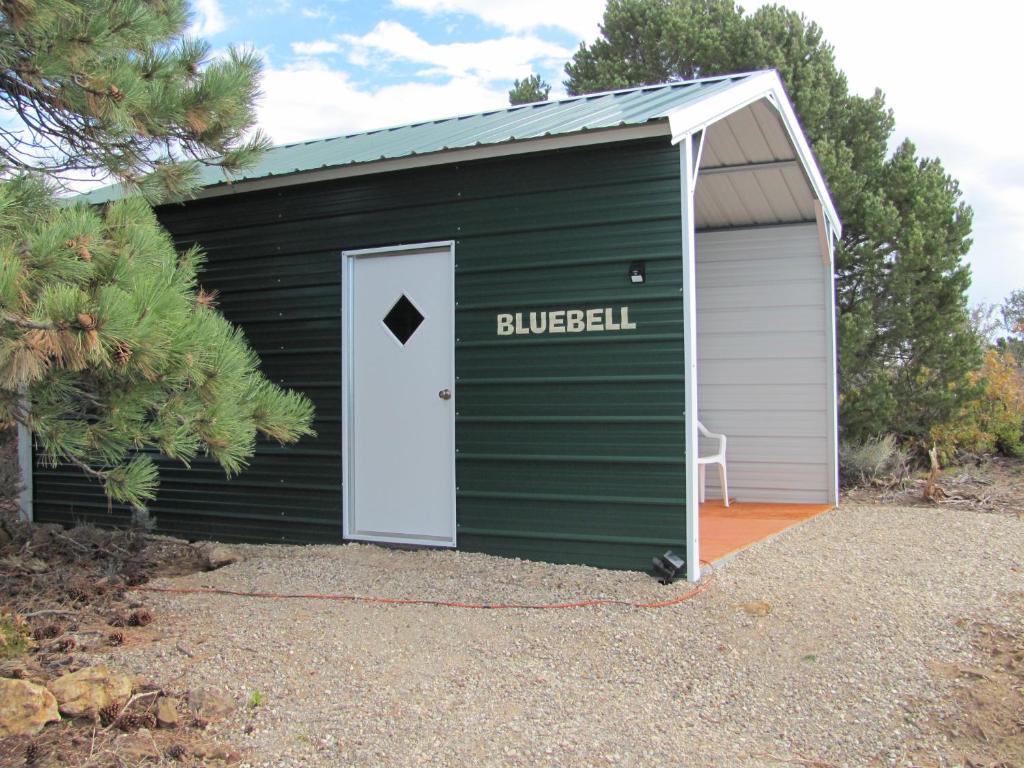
[695,223,833,504]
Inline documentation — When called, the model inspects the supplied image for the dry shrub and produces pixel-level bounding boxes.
[839,434,911,488]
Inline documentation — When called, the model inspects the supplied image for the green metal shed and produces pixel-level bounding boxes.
[24,69,841,580]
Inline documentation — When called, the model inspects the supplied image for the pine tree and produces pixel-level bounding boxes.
[508,74,551,105]
[565,0,980,445]
[0,0,270,200]
[997,289,1024,361]
[1001,290,1024,340]
[0,1,315,522]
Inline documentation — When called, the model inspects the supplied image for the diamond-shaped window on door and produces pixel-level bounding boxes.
[383,295,425,345]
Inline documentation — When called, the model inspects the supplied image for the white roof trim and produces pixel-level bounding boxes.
[667,70,842,237]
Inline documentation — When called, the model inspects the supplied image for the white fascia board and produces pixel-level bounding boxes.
[192,123,672,201]
[667,70,842,238]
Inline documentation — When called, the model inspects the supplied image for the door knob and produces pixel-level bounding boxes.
[438,388,452,400]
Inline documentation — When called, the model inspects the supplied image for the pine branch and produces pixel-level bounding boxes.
[65,452,107,480]
[1,311,55,330]
[0,1,314,513]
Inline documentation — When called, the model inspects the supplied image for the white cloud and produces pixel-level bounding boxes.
[391,0,605,40]
[248,0,292,15]
[342,21,571,82]
[301,6,332,19]
[291,39,341,55]
[188,0,227,37]
[257,60,509,143]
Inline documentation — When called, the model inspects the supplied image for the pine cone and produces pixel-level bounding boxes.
[115,341,132,366]
[25,742,39,765]
[108,84,124,102]
[108,630,125,646]
[99,701,121,726]
[166,744,187,760]
[32,624,60,640]
[65,237,92,261]
[56,636,76,652]
[128,609,153,627]
[119,711,155,731]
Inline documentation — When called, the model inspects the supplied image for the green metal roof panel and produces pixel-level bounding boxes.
[80,72,757,204]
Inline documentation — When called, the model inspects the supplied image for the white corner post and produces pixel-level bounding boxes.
[17,419,32,522]
[815,200,840,506]
[680,130,703,582]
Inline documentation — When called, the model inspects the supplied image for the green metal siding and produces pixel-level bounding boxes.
[34,137,687,571]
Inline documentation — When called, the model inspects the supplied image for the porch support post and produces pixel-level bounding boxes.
[815,200,840,505]
[680,132,702,582]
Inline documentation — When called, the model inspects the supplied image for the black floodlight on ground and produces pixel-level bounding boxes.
[628,261,646,284]
[652,550,685,584]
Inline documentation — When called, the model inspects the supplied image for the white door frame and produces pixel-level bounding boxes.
[340,240,457,546]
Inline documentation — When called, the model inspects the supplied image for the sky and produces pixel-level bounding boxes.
[193,0,1020,307]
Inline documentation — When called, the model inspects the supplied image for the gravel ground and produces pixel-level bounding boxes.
[104,504,1024,767]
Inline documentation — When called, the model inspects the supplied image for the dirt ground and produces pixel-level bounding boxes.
[0,521,234,767]
[1,458,1023,767]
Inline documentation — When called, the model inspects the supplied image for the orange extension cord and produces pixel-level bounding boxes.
[132,563,715,611]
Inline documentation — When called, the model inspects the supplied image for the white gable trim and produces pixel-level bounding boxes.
[666,70,842,237]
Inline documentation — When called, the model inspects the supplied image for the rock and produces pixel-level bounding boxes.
[156,696,181,728]
[739,600,773,616]
[193,742,242,763]
[193,542,241,570]
[117,728,160,761]
[30,523,62,548]
[0,678,61,737]
[188,689,235,723]
[47,665,133,719]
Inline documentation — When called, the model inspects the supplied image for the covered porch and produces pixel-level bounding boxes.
[699,500,833,563]
[673,71,842,580]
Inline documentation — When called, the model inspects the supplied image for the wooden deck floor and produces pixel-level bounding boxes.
[699,500,833,563]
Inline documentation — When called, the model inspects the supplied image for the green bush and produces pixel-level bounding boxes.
[931,348,1024,464]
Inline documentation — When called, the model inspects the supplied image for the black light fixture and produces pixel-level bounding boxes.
[628,261,646,284]
[651,550,685,584]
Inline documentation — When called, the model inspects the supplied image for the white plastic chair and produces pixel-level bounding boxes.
[696,420,729,507]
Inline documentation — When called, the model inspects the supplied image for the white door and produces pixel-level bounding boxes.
[342,242,456,546]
